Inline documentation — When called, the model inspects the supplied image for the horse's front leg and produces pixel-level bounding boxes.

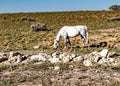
[67,36,71,47]
[63,37,67,49]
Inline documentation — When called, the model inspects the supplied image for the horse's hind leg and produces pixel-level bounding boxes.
[82,38,85,47]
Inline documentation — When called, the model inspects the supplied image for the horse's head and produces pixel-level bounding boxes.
[53,40,59,49]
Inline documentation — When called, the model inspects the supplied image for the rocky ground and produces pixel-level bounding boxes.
[1,67,120,86]
[0,49,120,86]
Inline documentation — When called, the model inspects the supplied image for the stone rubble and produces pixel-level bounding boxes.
[0,49,120,68]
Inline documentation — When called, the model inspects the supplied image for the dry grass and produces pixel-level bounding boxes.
[0,11,120,53]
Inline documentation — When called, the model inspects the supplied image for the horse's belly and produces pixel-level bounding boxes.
[67,30,79,37]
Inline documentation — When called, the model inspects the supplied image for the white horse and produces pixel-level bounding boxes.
[53,25,89,49]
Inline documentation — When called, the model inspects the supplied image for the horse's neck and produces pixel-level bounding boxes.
[56,31,61,41]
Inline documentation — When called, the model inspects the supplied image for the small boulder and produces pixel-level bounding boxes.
[62,56,70,63]
[48,57,60,64]
[31,23,47,31]
[73,56,84,62]
[52,52,59,58]
[9,51,27,63]
[33,45,40,49]
[99,49,108,57]
[59,53,67,59]
[30,53,47,62]
[83,60,92,67]
[71,53,76,58]
[54,66,60,70]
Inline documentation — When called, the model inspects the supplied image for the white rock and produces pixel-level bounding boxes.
[84,51,98,60]
[16,55,22,63]
[73,56,83,62]
[111,59,120,66]
[33,45,40,49]
[71,53,76,58]
[94,55,102,62]
[8,51,25,63]
[54,66,60,70]
[29,55,38,61]
[83,60,92,67]
[69,65,74,69]
[9,51,14,57]
[39,53,47,61]
[62,56,70,63]
[99,49,108,57]
[52,52,59,58]
[98,57,114,65]
[30,54,46,62]
[49,57,60,64]
[98,59,104,64]
[59,53,67,59]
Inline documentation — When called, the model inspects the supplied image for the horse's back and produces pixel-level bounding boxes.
[61,25,87,32]
[61,26,84,37]
[75,25,87,31]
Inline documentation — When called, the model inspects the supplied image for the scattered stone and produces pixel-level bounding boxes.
[94,55,102,62]
[73,56,83,62]
[30,53,47,62]
[99,49,108,57]
[69,65,74,69]
[83,60,92,67]
[1,48,120,68]
[54,66,60,70]
[52,52,59,58]
[84,51,102,62]
[62,56,70,63]
[48,57,60,64]
[71,53,76,58]
[33,45,40,49]
[8,51,27,63]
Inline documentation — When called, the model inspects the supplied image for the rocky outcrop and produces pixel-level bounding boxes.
[8,51,27,63]
[29,53,48,62]
[31,23,47,31]
[0,49,120,68]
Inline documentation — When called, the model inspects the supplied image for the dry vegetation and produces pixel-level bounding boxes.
[0,11,120,85]
[0,11,120,52]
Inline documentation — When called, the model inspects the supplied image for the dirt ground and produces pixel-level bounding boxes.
[1,65,120,86]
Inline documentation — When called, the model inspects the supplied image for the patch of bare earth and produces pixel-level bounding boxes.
[0,67,120,86]
[89,27,120,48]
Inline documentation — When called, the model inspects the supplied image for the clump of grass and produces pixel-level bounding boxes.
[0,64,9,72]
[56,62,70,70]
